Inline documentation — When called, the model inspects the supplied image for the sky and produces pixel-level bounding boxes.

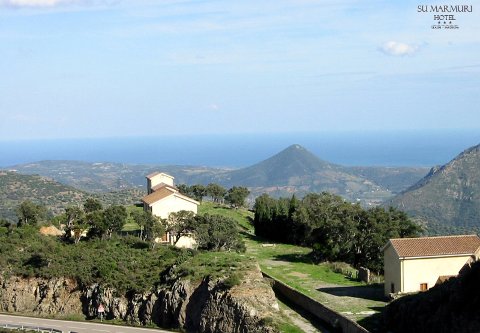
[0,0,479,140]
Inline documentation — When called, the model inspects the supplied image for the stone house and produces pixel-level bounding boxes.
[383,234,480,296]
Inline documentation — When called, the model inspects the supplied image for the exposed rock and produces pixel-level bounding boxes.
[39,225,64,236]
[0,276,82,315]
[0,265,278,333]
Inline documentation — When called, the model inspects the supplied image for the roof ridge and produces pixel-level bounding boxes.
[388,235,480,258]
[390,234,478,241]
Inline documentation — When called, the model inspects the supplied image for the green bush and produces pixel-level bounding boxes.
[223,272,241,288]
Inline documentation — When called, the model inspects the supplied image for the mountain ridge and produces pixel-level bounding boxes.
[386,143,480,233]
[3,144,429,207]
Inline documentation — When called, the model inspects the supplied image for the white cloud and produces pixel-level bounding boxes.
[209,103,220,111]
[380,41,419,56]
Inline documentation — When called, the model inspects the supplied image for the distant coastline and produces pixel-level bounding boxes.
[1,129,479,168]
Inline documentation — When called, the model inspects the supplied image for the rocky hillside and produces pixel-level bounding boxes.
[385,144,480,232]
[0,225,279,332]
[0,266,278,333]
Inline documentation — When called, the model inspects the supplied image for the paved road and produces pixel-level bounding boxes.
[0,314,174,333]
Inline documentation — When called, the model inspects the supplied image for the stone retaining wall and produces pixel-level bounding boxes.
[262,272,369,333]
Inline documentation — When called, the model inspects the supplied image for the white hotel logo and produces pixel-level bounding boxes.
[417,4,473,29]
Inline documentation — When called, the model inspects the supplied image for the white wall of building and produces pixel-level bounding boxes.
[384,245,402,295]
[150,195,198,219]
[401,255,473,293]
[148,173,175,193]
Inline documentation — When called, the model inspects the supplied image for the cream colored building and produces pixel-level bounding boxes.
[383,235,480,296]
[142,172,199,248]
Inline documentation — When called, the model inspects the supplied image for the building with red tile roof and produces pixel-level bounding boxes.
[383,235,480,296]
[142,172,199,248]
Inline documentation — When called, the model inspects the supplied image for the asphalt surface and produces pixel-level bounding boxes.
[0,314,175,333]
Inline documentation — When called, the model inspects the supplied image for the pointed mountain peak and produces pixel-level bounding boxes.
[274,144,323,161]
[224,144,341,187]
[285,144,307,151]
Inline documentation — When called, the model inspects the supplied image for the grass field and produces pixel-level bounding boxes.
[124,201,386,331]
[198,202,387,332]
[122,205,143,232]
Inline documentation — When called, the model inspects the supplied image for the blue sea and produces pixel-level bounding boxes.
[0,130,479,168]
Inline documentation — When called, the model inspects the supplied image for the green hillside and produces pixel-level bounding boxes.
[9,160,223,193]
[346,166,429,194]
[385,144,480,233]
[215,144,391,204]
[221,144,334,186]
[0,171,87,222]
[0,171,143,223]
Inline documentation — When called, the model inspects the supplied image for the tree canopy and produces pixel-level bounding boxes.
[16,200,47,226]
[225,186,250,208]
[253,192,421,272]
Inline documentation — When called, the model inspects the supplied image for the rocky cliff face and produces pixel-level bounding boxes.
[0,265,278,333]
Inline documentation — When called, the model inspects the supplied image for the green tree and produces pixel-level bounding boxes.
[0,218,12,228]
[206,183,227,203]
[294,193,358,261]
[65,206,84,228]
[103,205,128,238]
[253,194,277,237]
[84,198,103,213]
[177,184,192,197]
[190,184,207,202]
[132,210,165,244]
[144,213,165,249]
[86,210,106,239]
[167,210,196,241]
[225,186,250,208]
[195,214,245,252]
[353,207,421,272]
[64,206,87,244]
[16,200,47,226]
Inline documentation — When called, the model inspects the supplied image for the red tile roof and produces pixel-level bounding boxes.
[142,187,199,206]
[142,187,174,205]
[388,235,480,258]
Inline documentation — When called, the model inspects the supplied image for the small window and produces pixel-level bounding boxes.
[391,283,395,293]
[420,283,428,291]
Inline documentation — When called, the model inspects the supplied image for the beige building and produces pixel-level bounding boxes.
[142,172,199,248]
[383,234,480,296]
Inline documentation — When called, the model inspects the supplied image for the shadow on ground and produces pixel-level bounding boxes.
[318,284,386,302]
[271,252,314,264]
[357,306,386,333]
[273,289,335,333]
[239,230,261,241]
